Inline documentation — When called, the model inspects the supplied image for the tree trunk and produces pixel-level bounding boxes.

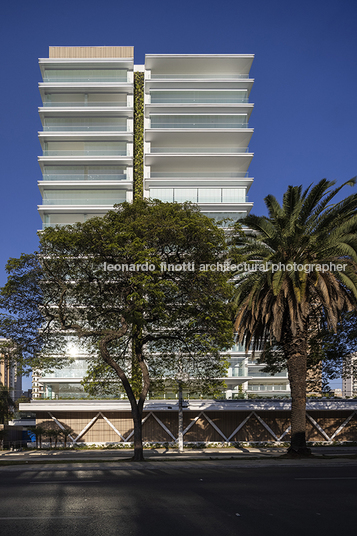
[285,332,311,456]
[98,327,148,462]
[132,405,144,461]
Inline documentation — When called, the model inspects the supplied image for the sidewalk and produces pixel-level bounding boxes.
[1,445,357,464]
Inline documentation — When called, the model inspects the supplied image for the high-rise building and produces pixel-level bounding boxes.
[142,54,254,223]
[0,339,23,400]
[342,355,357,397]
[38,47,134,230]
[35,46,289,400]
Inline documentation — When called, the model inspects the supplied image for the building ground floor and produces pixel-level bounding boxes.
[17,399,357,445]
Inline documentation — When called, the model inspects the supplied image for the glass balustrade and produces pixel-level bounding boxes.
[229,368,245,377]
[150,171,249,178]
[150,91,249,103]
[42,173,128,181]
[43,101,127,107]
[150,115,247,130]
[41,368,88,378]
[150,147,249,154]
[149,188,248,204]
[42,213,106,229]
[42,166,128,181]
[43,149,127,156]
[43,69,128,82]
[42,190,126,205]
[247,369,288,377]
[248,384,288,391]
[227,343,249,352]
[150,73,250,79]
[151,97,249,103]
[201,212,247,224]
[43,124,127,131]
[151,121,248,129]
[43,197,126,206]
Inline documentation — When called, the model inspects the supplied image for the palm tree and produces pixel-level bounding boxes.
[233,179,357,455]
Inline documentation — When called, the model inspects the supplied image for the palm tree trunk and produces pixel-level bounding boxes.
[285,333,311,456]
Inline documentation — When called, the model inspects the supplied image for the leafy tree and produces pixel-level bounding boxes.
[0,200,234,460]
[0,383,13,424]
[233,179,357,455]
[81,353,229,400]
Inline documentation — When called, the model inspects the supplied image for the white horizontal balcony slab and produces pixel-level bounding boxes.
[224,380,252,388]
[38,181,133,192]
[19,398,357,413]
[145,103,254,118]
[197,202,254,211]
[145,54,254,76]
[38,205,116,214]
[248,377,289,383]
[37,377,83,383]
[144,129,253,146]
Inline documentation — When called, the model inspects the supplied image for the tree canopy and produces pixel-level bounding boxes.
[0,199,235,460]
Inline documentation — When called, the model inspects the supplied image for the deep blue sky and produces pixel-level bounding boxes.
[1,0,356,388]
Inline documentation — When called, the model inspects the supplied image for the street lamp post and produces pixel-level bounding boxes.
[178,381,184,453]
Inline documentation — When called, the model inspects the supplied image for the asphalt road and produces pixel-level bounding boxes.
[0,461,356,536]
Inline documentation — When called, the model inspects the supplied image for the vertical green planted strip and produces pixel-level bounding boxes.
[133,72,144,199]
